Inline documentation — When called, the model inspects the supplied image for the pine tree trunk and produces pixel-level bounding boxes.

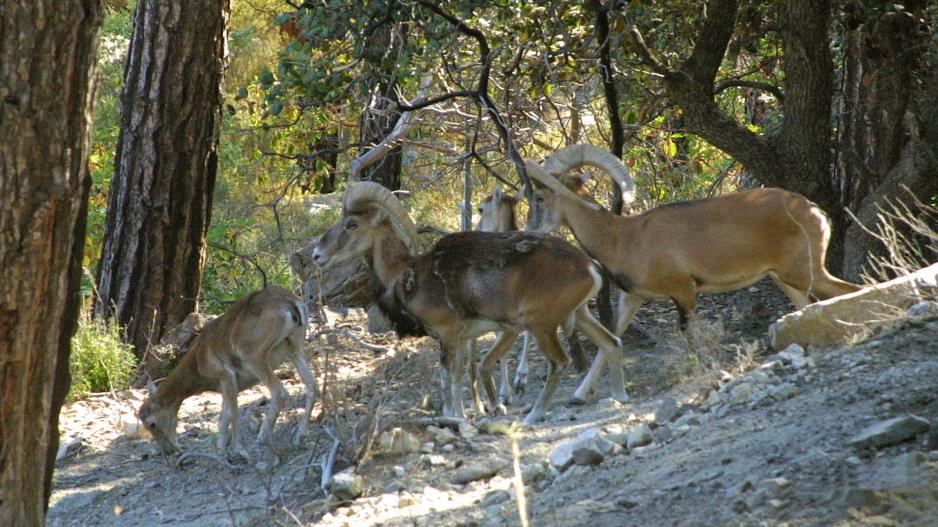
[0,1,103,524]
[93,0,230,373]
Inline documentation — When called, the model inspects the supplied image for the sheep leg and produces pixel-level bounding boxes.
[480,330,521,416]
[523,328,569,425]
[218,368,248,459]
[258,369,288,445]
[571,306,628,404]
[289,340,318,444]
[511,332,531,396]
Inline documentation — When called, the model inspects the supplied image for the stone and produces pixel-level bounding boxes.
[441,444,455,453]
[393,465,406,477]
[771,383,800,400]
[481,489,512,507]
[435,427,458,445]
[572,445,605,466]
[378,428,421,455]
[397,491,418,507]
[384,481,405,494]
[653,425,673,443]
[422,454,446,467]
[549,428,617,471]
[655,397,680,423]
[521,462,551,484]
[702,390,722,409]
[906,300,938,319]
[847,415,931,450]
[458,422,479,440]
[56,436,83,461]
[627,424,653,450]
[329,470,365,501]
[454,458,506,484]
[729,383,754,406]
[419,442,435,454]
[120,414,145,438]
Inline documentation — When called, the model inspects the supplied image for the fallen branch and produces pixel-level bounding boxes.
[320,426,341,496]
[350,75,433,181]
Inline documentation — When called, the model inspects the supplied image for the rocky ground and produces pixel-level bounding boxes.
[48,280,938,527]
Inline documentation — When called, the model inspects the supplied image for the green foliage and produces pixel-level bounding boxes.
[69,313,136,400]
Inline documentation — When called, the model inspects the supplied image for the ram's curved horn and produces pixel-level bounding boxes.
[524,160,603,211]
[541,145,636,205]
[344,182,419,255]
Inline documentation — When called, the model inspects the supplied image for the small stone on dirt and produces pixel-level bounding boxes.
[56,436,82,461]
[655,397,680,423]
[847,414,931,450]
[550,428,617,471]
[329,470,365,501]
[627,424,653,450]
[434,427,458,445]
[729,382,755,405]
[454,458,506,483]
[481,489,512,507]
[458,421,479,439]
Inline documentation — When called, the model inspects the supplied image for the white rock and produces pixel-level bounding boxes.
[56,436,83,461]
[655,397,680,423]
[907,300,938,318]
[393,465,406,477]
[627,424,653,450]
[419,442,435,454]
[549,428,617,471]
[120,414,145,438]
[441,443,455,453]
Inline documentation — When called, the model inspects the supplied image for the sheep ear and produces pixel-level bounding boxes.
[146,379,158,398]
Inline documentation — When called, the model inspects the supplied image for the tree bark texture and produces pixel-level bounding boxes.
[358,19,406,190]
[0,1,103,524]
[93,0,230,371]
[834,0,938,280]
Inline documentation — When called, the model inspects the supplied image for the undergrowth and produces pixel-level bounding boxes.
[69,312,136,401]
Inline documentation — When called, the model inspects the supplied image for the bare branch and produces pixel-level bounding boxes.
[349,74,433,181]
[713,79,785,102]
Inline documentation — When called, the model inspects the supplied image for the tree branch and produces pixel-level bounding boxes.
[350,74,432,181]
[713,79,785,102]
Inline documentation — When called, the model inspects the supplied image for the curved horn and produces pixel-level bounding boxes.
[525,160,603,211]
[541,144,636,204]
[344,182,419,255]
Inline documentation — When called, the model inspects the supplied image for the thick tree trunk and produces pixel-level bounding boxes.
[94,0,230,374]
[834,0,937,280]
[0,1,103,524]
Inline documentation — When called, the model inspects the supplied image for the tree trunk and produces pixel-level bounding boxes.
[359,80,404,190]
[93,0,230,374]
[834,0,938,280]
[0,1,103,524]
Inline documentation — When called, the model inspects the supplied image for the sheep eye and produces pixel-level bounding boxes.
[148,422,157,430]
[346,222,358,231]
[536,197,544,204]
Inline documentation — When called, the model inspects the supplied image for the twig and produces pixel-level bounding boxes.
[315,327,396,354]
[320,426,341,495]
[175,450,235,470]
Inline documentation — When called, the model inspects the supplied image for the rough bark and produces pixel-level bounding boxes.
[93,0,230,374]
[0,1,103,524]
[834,0,938,280]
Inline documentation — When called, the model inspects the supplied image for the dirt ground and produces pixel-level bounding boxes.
[47,279,938,527]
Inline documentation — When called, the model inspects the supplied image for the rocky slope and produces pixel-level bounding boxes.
[47,293,938,527]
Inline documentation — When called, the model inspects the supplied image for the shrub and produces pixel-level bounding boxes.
[69,314,136,400]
